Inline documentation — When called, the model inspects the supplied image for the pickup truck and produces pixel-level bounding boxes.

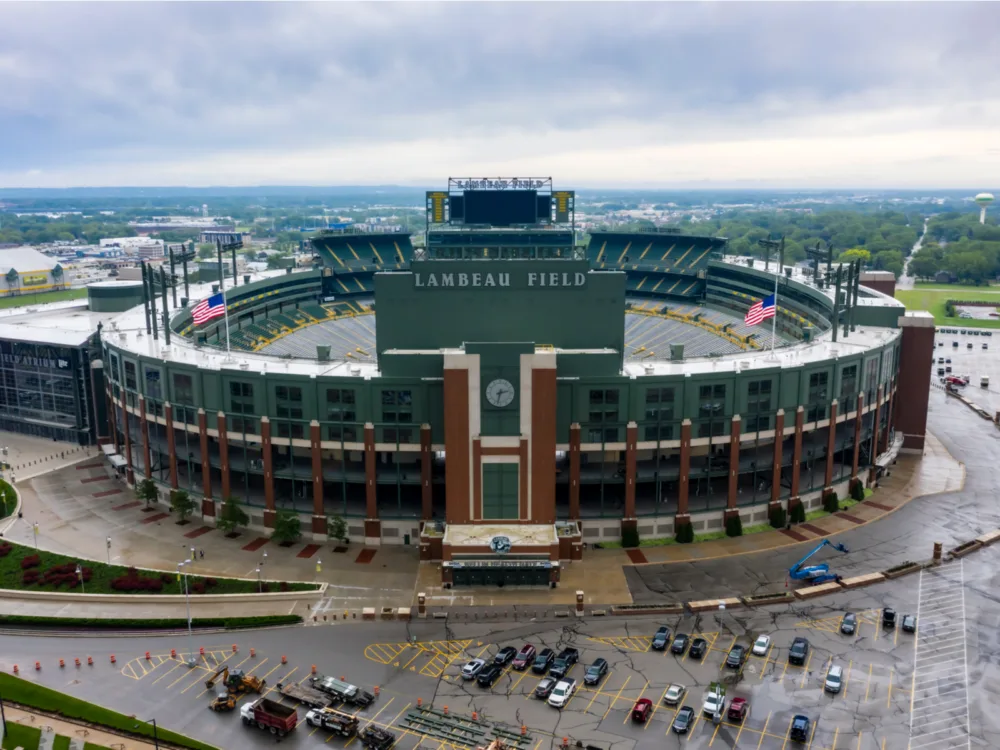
[240,698,298,737]
[548,648,580,680]
[277,681,332,709]
[305,707,359,737]
[310,675,376,707]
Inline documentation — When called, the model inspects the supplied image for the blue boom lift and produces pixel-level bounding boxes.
[788,540,849,584]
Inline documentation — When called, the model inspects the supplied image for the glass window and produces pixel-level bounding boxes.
[840,365,858,403]
[124,361,137,390]
[144,367,162,400]
[747,379,771,414]
[229,381,254,415]
[698,384,725,414]
[326,388,357,422]
[381,390,413,442]
[173,373,194,405]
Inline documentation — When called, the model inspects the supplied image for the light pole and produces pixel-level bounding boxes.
[134,718,160,750]
[255,566,262,593]
[177,560,195,667]
[31,522,38,550]
[106,536,112,564]
[75,564,84,594]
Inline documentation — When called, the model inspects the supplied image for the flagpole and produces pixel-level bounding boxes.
[771,268,778,354]
[216,239,232,358]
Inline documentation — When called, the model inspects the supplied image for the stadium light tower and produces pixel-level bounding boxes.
[975,193,994,225]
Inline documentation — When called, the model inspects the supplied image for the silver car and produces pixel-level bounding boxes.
[825,664,843,694]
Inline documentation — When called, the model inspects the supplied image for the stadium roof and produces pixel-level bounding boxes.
[0,299,118,347]
[0,246,59,274]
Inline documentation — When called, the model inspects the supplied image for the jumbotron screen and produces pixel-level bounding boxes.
[426,186,574,226]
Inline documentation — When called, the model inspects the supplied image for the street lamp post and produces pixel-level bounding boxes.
[177,560,195,667]
[255,566,262,593]
[106,536,112,565]
[135,717,160,750]
[75,564,84,594]
[31,522,39,550]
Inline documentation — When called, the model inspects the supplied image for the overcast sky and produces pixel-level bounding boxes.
[2,2,999,189]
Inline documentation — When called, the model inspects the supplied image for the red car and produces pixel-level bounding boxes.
[631,698,653,723]
[727,697,748,722]
[511,644,536,671]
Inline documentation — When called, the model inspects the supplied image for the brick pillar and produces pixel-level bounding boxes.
[90,363,107,443]
[120,389,134,484]
[788,406,804,514]
[165,402,178,489]
[364,423,380,542]
[310,420,325,535]
[569,423,581,520]
[770,409,784,509]
[108,387,120,454]
[851,394,864,488]
[261,416,275,527]
[217,412,231,503]
[138,396,152,480]
[895,312,935,451]
[420,424,433,521]
[198,408,213,515]
[882,385,895,454]
[824,399,838,490]
[675,418,692,532]
[725,415,740,520]
[622,422,638,537]
[869,385,883,484]
[530,363,558,524]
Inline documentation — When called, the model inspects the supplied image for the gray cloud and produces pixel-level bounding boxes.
[1,2,998,185]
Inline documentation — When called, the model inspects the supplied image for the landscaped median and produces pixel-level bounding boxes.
[0,613,301,631]
[0,672,218,750]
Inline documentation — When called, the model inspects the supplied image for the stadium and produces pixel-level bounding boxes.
[98,178,933,587]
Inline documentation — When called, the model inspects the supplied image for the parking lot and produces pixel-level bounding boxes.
[933,326,998,411]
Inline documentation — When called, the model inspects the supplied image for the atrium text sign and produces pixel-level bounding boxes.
[413,270,587,290]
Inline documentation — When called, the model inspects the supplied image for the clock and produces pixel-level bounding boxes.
[485,378,515,408]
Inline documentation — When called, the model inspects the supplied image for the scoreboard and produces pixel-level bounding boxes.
[426,178,574,228]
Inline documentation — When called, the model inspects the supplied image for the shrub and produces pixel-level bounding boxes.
[675,522,694,544]
[822,490,839,513]
[725,514,744,538]
[110,567,166,592]
[789,502,806,524]
[0,542,12,558]
[271,509,302,545]
[621,525,640,549]
[169,489,197,522]
[135,478,159,508]
[769,505,787,529]
[850,479,866,502]
[22,570,40,585]
[20,554,41,570]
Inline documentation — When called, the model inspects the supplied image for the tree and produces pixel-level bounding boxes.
[197,243,216,259]
[872,250,904,279]
[838,248,871,265]
[266,253,292,270]
[169,489,197,523]
[216,495,249,535]
[135,478,159,509]
[327,514,348,544]
[271,510,302,545]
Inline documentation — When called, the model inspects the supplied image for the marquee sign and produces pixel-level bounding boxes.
[449,178,551,191]
[413,270,587,290]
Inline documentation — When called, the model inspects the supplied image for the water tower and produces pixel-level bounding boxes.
[975,193,994,224]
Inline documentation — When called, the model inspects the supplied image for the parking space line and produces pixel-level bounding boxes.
[509,668,531,694]
[865,663,873,702]
[799,651,813,689]
[645,686,670,729]
[686,713,701,742]
[150,659,186,685]
[756,712,771,750]
[602,675,629,720]
[345,697,396,747]
[842,659,852,699]
[621,680,648,724]
[780,717,794,750]
[887,669,893,708]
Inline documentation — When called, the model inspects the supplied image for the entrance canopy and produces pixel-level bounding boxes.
[443,523,557,549]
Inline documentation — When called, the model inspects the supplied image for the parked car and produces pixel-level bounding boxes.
[672,706,695,734]
[512,645,536,670]
[651,626,671,650]
[663,684,686,706]
[790,715,811,742]
[583,658,608,686]
[689,638,708,660]
[547,678,577,709]
[752,634,771,656]
[727,697,748,722]
[534,677,557,700]
[840,613,857,635]
[494,647,517,667]
[476,665,502,688]
[824,665,843,694]
[631,698,653,723]
[902,615,917,633]
[788,638,809,666]
[549,648,579,680]
[882,608,897,629]
[726,645,747,669]
[702,687,725,717]
[461,659,486,680]
[671,634,690,655]
[532,649,555,674]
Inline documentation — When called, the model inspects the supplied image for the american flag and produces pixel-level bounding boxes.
[191,292,226,325]
[745,293,777,326]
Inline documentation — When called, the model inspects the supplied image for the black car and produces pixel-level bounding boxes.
[549,648,579,680]
[476,664,503,688]
[882,608,897,629]
[901,614,917,633]
[726,644,746,668]
[688,638,707,660]
[671,634,690,655]
[788,638,809,666]
[494,646,517,667]
[672,706,695,734]
[583,658,608,686]
[789,715,811,742]
[651,626,671,650]
[534,677,557,699]
[840,613,857,635]
[532,648,555,674]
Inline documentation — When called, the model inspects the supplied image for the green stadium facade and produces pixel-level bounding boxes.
[97,215,934,586]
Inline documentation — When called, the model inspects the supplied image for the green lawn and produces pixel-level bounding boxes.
[896,288,1000,328]
[0,537,318,596]
[0,478,14,519]
[1,722,113,750]
[0,288,87,309]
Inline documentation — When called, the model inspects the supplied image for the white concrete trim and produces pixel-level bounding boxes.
[481,455,519,464]
[480,436,521,449]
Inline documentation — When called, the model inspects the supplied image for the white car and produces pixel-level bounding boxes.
[547,678,578,708]
[752,634,771,656]
[461,658,486,680]
[825,664,844,694]
[663,684,686,705]
[702,689,725,717]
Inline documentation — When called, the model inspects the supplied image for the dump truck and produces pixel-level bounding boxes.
[240,697,297,737]
[277,680,332,709]
[309,675,376,707]
[205,666,265,698]
[304,707,359,736]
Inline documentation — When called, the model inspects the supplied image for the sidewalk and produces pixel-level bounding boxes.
[2,704,159,749]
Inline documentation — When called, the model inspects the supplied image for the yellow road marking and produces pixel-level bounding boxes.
[843,659,853,698]
[799,651,813,689]
[887,669,893,707]
[196,653,251,698]
[263,667,299,700]
[509,667,531,694]
[686,712,701,742]
[151,659,186,685]
[603,675,630,720]
[807,721,817,750]
[780,717,794,750]
[832,728,840,748]
[346,697,396,747]
[865,663,873,702]
[622,681,648,724]
[757,712,771,750]
[710,719,722,746]
[400,649,422,671]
